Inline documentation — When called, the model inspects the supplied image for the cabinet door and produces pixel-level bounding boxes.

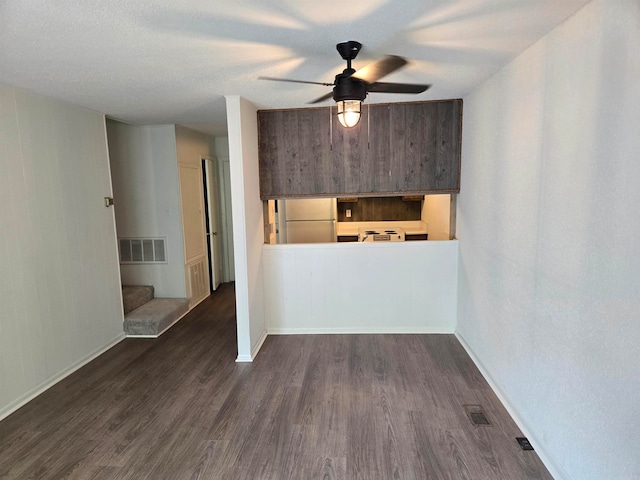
[387,100,462,193]
[330,105,368,195]
[389,102,439,192]
[367,104,392,193]
[435,100,462,191]
[361,102,460,195]
[258,108,331,198]
[299,108,333,195]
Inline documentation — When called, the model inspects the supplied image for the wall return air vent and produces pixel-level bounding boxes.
[119,238,167,264]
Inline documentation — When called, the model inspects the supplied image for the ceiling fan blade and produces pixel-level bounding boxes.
[308,92,334,104]
[351,55,407,83]
[368,82,432,94]
[258,76,333,86]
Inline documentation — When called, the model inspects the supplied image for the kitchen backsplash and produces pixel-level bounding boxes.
[337,197,422,222]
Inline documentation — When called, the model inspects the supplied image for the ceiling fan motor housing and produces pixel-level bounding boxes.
[333,73,367,102]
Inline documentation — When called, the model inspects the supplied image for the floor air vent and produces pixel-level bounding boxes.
[516,437,534,450]
[464,404,492,426]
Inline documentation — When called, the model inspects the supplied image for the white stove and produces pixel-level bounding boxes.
[358,227,405,242]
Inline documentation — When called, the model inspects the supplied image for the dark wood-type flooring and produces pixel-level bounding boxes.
[0,283,552,479]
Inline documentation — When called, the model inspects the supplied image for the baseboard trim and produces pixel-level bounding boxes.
[236,330,268,363]
[267,327,454,335]
[0,332,126,422]
[251,330,268,358]
[455,332,569,480]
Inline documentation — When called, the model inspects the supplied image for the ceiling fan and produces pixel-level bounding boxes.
[259,41,431,127]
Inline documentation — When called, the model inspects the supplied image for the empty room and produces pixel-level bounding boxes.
[1,1,638,479]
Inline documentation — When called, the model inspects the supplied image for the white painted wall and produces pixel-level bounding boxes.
[225,96,266,361]
[263,242,458,333]
[422,194,450,240]
[457,2,640,479]
[0,85,124,420]
[106,121,187,298]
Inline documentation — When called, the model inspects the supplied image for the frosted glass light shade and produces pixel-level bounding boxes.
[337,100,361,128]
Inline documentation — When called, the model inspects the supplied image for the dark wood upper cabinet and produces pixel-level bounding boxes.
[258,99,462,199]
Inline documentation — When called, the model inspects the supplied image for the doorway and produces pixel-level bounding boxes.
[202,158,223,292]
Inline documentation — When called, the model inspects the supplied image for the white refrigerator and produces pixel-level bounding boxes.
[281,198,336,244]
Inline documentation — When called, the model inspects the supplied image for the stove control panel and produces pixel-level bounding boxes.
[358,228,405,242]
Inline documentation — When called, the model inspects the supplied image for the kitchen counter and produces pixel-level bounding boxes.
[336,220,428,237]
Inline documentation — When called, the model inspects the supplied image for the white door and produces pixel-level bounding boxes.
[179,163,210,305]
[204,158,223,291]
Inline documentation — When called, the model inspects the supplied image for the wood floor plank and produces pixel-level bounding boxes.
[0,283,553,480]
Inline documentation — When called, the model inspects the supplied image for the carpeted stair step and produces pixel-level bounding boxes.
[122,285,154,315]
[124,298,189,337]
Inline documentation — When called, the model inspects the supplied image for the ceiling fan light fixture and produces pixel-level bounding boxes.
[258,41,431,127]
[337,99,361,128]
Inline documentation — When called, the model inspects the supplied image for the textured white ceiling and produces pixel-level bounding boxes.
[0,0,591,135]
